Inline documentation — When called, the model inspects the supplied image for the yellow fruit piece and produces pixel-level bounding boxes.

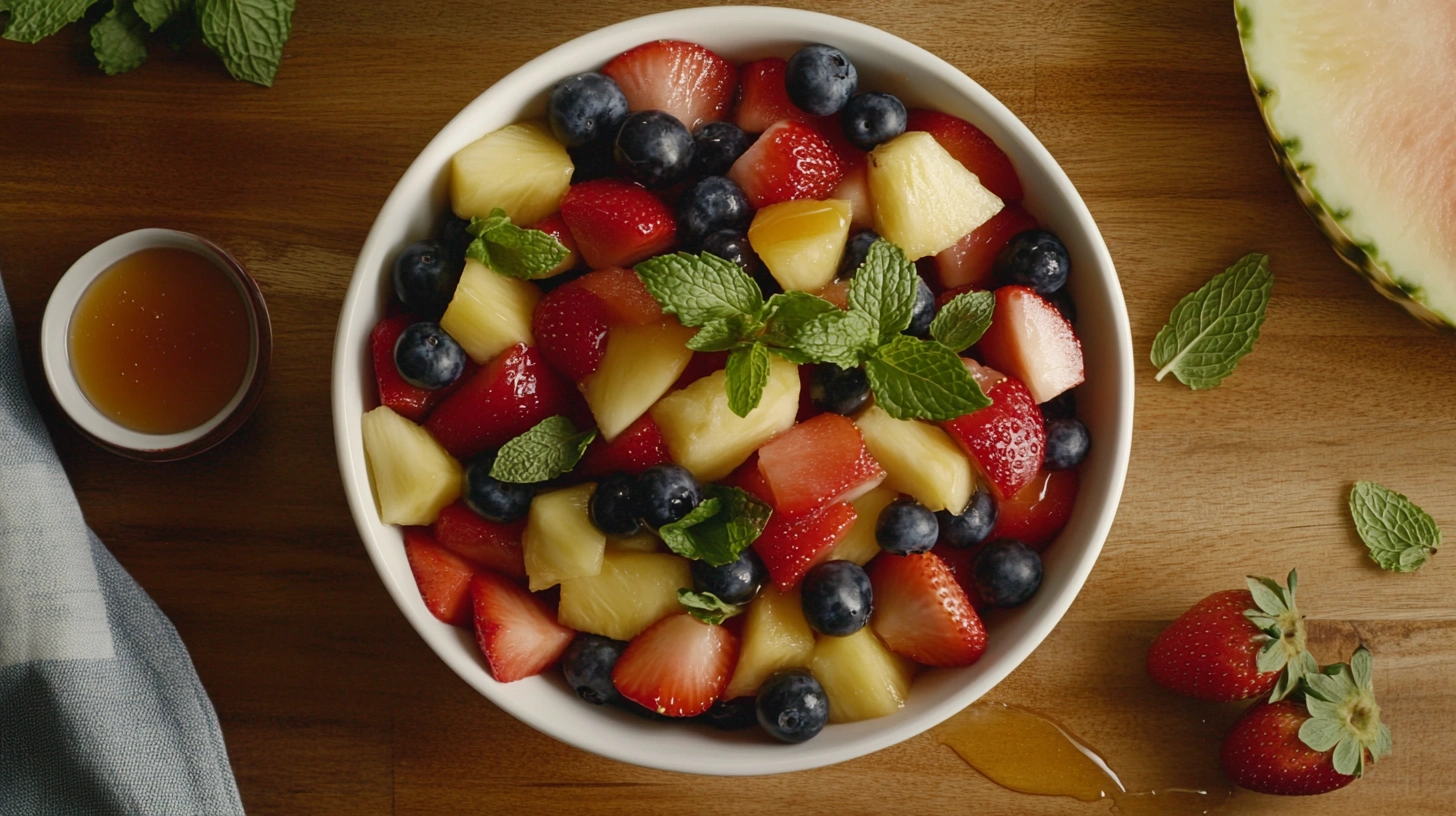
[747,199,852,292]
[582,321,695,441]
[557,551,692,641]
[606,532,663,554]
[868,131,1003,260]
[650,355,800,482]
[724,585,816,699]
[451,120,574,225]
[439,258,540,364]
[523,483,605,591]
[855,405,973,514]
[823,486,899,566]
[810,627,917,723]
[361,406,461,526]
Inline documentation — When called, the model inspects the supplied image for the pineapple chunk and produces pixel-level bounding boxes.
[724,585,816,699]
[361,406,462,526]
[650,355,800,482]
[606,532,663,554]
[523,484,606,591]
[451,120,574,225]
[810,627,917,723]
[855,405,973,514]
[868,131,1004,260]
[747,199,852,292]
[823,486,899,566]
[557,551,691,641]
[440,258,540,363]
[582,321,695,440]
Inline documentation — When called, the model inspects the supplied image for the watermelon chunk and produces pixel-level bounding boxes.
[756,413,885,518]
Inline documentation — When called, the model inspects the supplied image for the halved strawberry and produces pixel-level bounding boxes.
[433,500,527,579]
[869,551,988,667]
[577,413,671,478]
[756,413,885,517]
[991,468,1077,550]
[528,213,581,277]
[977,286,1086,404]
[733,57,814,133]
[905,109,1022,201]
[560,179,677,269]
[930,542,990,611]
[574,266,664,326]
[471,570,575,683]
[942,366,1045,499]
[533,285,609,382]
[404,527,476,626]
[612,613,738,717]
[601,40,737,132]
[371,313,450,421]
[752,501,858,591]
[728,119,846,208]
[425,343,581,460]
[933,203,1039,290]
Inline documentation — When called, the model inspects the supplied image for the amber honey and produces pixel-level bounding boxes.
[69,247,251,435]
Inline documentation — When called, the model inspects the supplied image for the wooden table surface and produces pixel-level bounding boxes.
[5,0,1455,813]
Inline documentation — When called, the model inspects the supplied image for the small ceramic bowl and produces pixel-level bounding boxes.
[333,6,1133,776]
[41,228,271,461]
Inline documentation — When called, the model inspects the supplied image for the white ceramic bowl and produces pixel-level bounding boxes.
[333,6,1133,776]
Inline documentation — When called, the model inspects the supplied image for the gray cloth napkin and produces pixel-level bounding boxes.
[0,274,244,815]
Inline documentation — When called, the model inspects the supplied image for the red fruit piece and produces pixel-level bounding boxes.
[753,501,858,591]
[470,571,575,683]
[371,313,445,421]
[529,213,582,277]
[733,57,814,133]
[404,527,476,626]
[578,413,671,478]
[672,350,730,391]
[930,542,990,611]
[432,501,527,579]
[533,285,609,382]
[425,344,578,461]
[830,161,873,230]
[601,40,737,132]
[560,179,677,269]
[1221,700,1357,796]
[574,266,663,326]
[992,468,1078,550]
[728,119,846,208]
[942,372,1045,500]
[868,551,988,667]
[933,203,1039,290]
[723,453,773,504]
[977,285,1085,404]
[756,413,885,517]
[816,280,851,310]
[906,109,1022,201]
[612,613,738,717]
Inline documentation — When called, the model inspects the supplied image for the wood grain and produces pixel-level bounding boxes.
[3,0,1455,813]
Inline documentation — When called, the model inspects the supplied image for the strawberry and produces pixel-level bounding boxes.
[756,413,885,517]
[432,500,526,579]
[930,542,990,611]
[424,343,581,460]
[573,266,664,326]
[528,213,581,277]
[560,179,677,269]
[612,613,738,717]
[1147,571,1312,702]
[404,527,476,626]
[869,551,988,667]
[933,203,1039,290]
[532,285,609,382]
[752,501,858,591]
[728,119,846,208]
[733,57,815,133]
[470,570,575,683]
[905,108,1022,201]
[577,413,671,478]
[977,285,1085,404]
[371,313,454,421]
[942,368,1045,499]
[601,40,737,132]
[991,468,1078,549]
[1221,647,1391,795]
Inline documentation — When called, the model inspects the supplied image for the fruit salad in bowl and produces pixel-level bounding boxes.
[333,7,1132,775]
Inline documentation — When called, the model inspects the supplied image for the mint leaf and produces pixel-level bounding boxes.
[1349,481,1441,572]
[634,252,764,327]
[489,415,596,484]
[725,342,771,417]
[657,485,772,566]
[91,0,148,75]
[931,289,995,353]
[134,0,185,29]
[464,209,570,279]
[1151,253,1272,389]
[197,0,293,87]
[792,309,877,369]
[865,335,992,420]
[848,240,918,344]
[3,0,93,42]
[677,589,741,625]
[760,291,838,350]
[686,313,759,352]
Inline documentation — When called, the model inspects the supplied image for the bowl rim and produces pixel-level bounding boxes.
[333,4,1133,775]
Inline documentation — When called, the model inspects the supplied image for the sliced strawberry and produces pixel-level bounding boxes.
[529,213,582,277]
[752,501,857,591]
[433,501,526,579]
[942,369,1045,499]
[533,285,609,382]
[977,286,1086,404]
[756,413,885,517]
[728,119,846,208]
[612,613,738,717]
[723,453,773,504]
[992,468,1077,550]
[733,57,814,133]
[933,203,1039,290]
[868,551,988,667]
[671,350,730,391]
[578,413,671,478]
[930,543,990,611]
[371,313,448,421]
[601,40,737,132]
[470,571,575,683]
[404,527,476,626]
[905,109,1022,201]
[425,344,580,461]
[560,179,677,270]
[574,266,663,326]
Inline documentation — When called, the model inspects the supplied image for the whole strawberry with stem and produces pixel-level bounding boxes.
[1222,645,1393,795]
[1147,570,1314,701]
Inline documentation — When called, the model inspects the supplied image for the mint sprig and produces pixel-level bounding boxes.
[466,209,571,280]
[1151,253,1272,389]
[656,485,772,567]
[1349,481,1441,572]
[726,343,772,418]
[489,416,596,484]
[931,289,995,353]
[864,335,993,420]
[677,589,742,625]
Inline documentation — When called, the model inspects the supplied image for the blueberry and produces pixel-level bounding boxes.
[440,215,473,262]
[1040,389,1077,421]
[463,453,535,523]
[904,278,935,337]
[1044,418,1090,470]
[699,696,758,731]
[1047,286,1077,323]
[677,176,753,248]
[972,539,1043,608]
[692,121,752,177]
[393,322,467,390]
[785,44,857,116]
[841,92,907,151]
[809,364,871,416]
[635,464,702,528]
[875,499,939,555]
[590,472,641,536]
[700,229,762,274]
[937,489,998,549]
[994,229,1070,295]
[690,549,767,605]
[800,560,872,636]
[756,669,829,743]
[614,110,695,188]
[561,634,627,706]
[548,72,630,148]
[392,240,461,318]
[838,229,880,278]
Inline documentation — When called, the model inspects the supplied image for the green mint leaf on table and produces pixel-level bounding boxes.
[634,252,765,327]
[465,209,571,280]
[134,0,186,29]
[657,485,772,567]
[91,0,149,76]
[686,313,760,353]
[865,335,993,421]
[489,415,596,484]
[931,289,995,353]
[677,589,742,625]
[197,0,293,86]
[725,342,771,417]
[1349,481,1441,572]
[1150,253,1272,389]
[847,239,919,344]
[3,0,93,42]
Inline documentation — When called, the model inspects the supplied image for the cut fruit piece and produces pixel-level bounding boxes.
[1238,0,1456,328]
[613,613,739,717]
[930,542,990,611]
[942,370,1045,500]
[733,57,815,133]
[724,585,816,699]
[528,213,581,277]
[557,550,692,641]
[361,405,461,526]
[582,320,696,441]
[823,486,899,566]
[868,131,1004,260]
[532,284,609,383]
[854,405,973,514]
[830,161,875,231]
[470,571,575,683]
[649,355,800,482]
[439,258,540,364]
[370,313,449,422]
[992,468,1078,550]
[424,344,580,461]
[574,266,664,326]
[404,527,476,626]
[933,203,1039,291]
[559,179,678,269]
[578,413,672,478]
[977,285,1085,404]
[728,119,846,209]
[451,120,574,225]
[432,501,526,579]
[756,412,885,517]
[753,501,857,592]
[522,483,607,591]
[869,551,987,667]
[816,280,850,310]
[600,40,737,132]
[672,350,731,391]
[747,199,853,293]
[905,109,1023,202]
[809,626,916,723]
